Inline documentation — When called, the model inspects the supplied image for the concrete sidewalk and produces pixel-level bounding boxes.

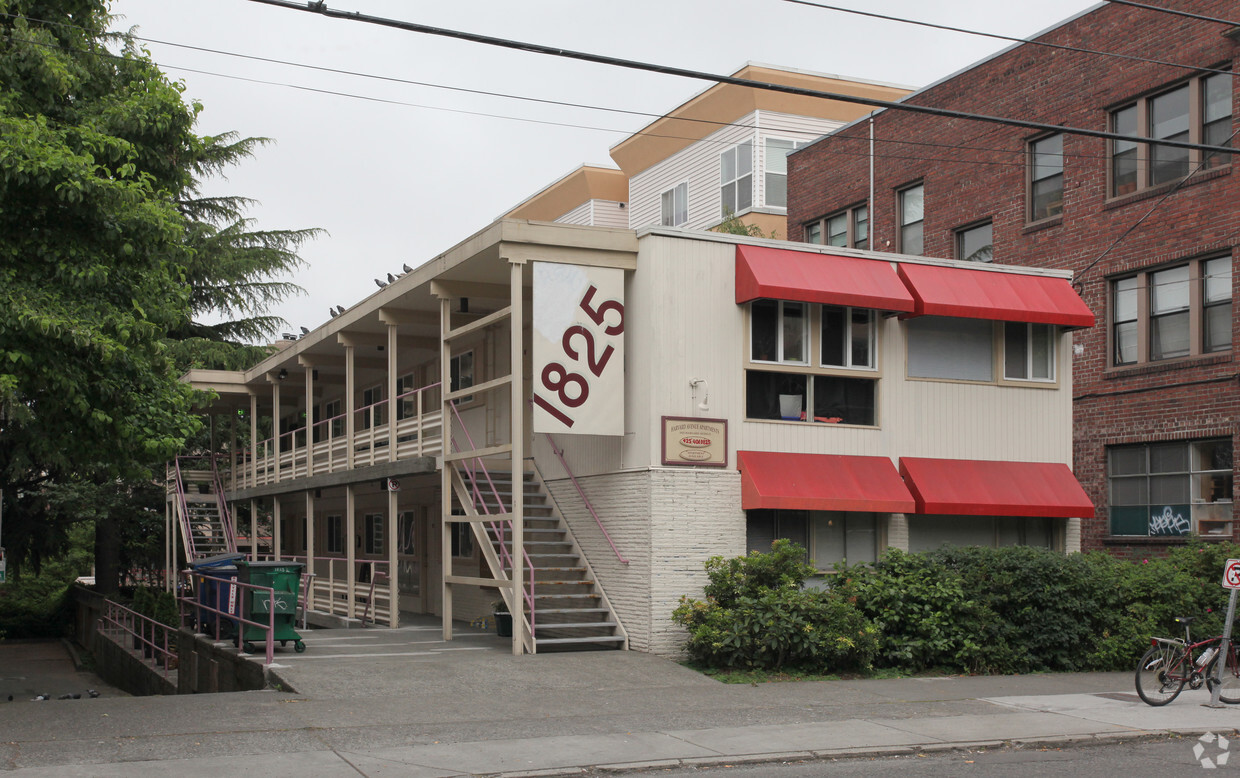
[2,627,1238,776]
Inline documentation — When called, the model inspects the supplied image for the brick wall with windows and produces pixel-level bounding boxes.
[787,0,1240,552]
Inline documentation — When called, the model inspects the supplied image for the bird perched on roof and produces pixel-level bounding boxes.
[375,278,387,289]
[387,272,397,284]
[403,263,413,273]
[299,326,310,335]
[329,308,338,318]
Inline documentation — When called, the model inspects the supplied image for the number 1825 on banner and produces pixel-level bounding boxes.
[532,262,625,436]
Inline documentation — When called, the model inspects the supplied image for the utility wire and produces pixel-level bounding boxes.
[244,0,1239,158]
[1101,0,1240,27]
[781,0,1235,76]
[0,10,1202,166]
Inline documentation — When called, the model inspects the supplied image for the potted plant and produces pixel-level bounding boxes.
[491,599,512,638]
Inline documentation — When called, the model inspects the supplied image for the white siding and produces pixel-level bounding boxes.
[626,111,844,231]
[553,200,628,228]
[555,201,595,226]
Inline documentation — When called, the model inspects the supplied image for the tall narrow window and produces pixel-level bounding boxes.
[764,138,798,208]
[750,300,807,364]
[1149,85,1190,186]
[1112,276,1139,365]
[853,206,869,250]
[1003,322,1055,381]
[1029,134,1064,221]
[326,515,343,554]
[1203,74,1233,168]
[821,306,875,369]
[364,514,384,555]
[720,142,753,216]
[660,182,688,226]
[804,222,823,244]
[1149,265,1190,360]
[1203,256,1232,352]
[450,350,474,405]
[1111,105,1139,197]
[898,184,924,255]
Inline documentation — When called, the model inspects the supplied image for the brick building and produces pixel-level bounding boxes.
[786,0,1239,554]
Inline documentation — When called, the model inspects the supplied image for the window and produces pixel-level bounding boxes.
[1110,73,1233,197]
[764,138,804,208]
[1109,439,1233,537]
[397,510,417,555]
[316,398,343,442]
[1004,322,1055,381]
[907,317,994,382]
[450,350,474,405]
[750,300,808,364]
[360,385,384,430]
[747,510,879,570]
[1110,256,1232,367]
[450,519,475,558]
[396,373,416,421]
[821,306,874,369]
[363,514,384,555]
[661,182,688,226]
[805,204,868,249]
[720,141,753,216]
[1028,133,1064,222]
[326,514,343,554]
[909,516,1054,552]
[956,221,993,263]
[898,184,924,255]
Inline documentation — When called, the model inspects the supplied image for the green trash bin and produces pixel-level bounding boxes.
[235,560,306,654]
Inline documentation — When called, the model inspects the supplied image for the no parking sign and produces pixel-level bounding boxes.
[1224,559,1240,589]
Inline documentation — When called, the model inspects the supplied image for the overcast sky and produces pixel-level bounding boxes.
[106,0,1102,336]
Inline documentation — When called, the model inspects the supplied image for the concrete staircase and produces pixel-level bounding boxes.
[473,470,626,652]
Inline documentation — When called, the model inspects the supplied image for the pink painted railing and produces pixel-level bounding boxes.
[171,460,197,559]
[97,599,178,679]
[543,433,629,565]
[448,401,536,633]
[179,570,278,665]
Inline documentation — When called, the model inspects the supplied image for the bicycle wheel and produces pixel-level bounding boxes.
[1206,644,1240,704]
[1135,644,1186,706]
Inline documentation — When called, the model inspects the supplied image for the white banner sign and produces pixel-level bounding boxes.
[532,262,625,435]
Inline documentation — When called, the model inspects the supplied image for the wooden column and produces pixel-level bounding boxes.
[439,294,453,640]
[273,498,282,561]
[345,344,356,470]
[387,323,398,459]
[304,490,316,613]
[509,260,525,656]
[388,485,399,627]
[346,484,356,619]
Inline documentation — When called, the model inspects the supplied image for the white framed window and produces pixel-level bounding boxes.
[660,182,688,226]
[450,350,474,405]
[821,306,875,369]
[764,138,804,208]
[720,141,753,217]
[1003,322,1055,381]
[326,514,343,554]
[1109,439,1233,537]
[363,513,384,555]
[750,300,808,364]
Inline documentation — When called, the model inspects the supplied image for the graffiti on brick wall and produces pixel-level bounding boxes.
[1149,506,1191,536]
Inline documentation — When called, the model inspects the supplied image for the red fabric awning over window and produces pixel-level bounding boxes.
[895,262,1095,328]
[898,457,1095,518]
[735,245,916,313]
[738,450,916,513]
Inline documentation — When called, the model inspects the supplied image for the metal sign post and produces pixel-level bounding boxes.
[1207,559,1240,707]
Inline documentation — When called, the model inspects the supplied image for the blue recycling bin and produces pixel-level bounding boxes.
[190,553,244,638]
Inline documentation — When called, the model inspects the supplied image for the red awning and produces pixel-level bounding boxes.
[895,262,1095,328]
[738,450,916,513]
[899,457,1095,518]
[736,244,916,313]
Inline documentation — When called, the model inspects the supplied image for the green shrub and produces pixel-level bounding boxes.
[673,540,878,672]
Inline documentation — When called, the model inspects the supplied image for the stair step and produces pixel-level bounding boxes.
[533,593,601,600]
[535,620,618,629]
[534,607,610,614]
[537,580,595,587]
[534,636,625,646]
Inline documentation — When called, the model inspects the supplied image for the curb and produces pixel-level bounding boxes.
[488,730,1232,778]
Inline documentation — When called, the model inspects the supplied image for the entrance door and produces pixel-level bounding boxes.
[396,508,427,613]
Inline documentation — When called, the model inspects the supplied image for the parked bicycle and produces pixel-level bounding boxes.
[1135,616,1240,706]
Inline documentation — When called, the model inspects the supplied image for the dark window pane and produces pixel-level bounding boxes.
[811,375,876,425]
[850,308,874,368]
[1111,476,1148,506]
[1151,311,1189,359]
[746,370,807,420]
[751,300,778,362]
[1149,442,1189,473]
[1031,175,1064,221]
[746,510,777,554]
[821,305,846,366]
[827,214,847,247]
[1110,446,1146,476]
[854,206,868,245]
[1112,105,1138,196]
[737,173,753,212]
[782,302,806,363]
[958,222,993,263]
[1196,439,1234,472]
[1205,303,1231,352]
[1005,322,1028,379]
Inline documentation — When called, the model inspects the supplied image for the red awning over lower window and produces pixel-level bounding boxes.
[738,450,916,513]
[736,244,916,313]
[895,262,1095,328]
[898,457,1095,518]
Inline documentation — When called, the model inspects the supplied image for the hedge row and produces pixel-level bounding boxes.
[674,540,1240,675]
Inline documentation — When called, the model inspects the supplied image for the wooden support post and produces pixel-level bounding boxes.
[272,381,281,483]
[305,490,316,613]
[305,365,315,477]
[440,294,453,641]
[345,345,356,471]
[273,498,282,561]
[249,393,258,488]
[509,260,526,656]
[387,323,398,460]
[388,485,398,627]
[346,484,356,620]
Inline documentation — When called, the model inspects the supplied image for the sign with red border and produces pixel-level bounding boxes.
[661,417,728,468]
[1224,559,1240,590]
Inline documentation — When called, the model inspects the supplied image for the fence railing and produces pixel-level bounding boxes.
[178,570,278,665]
[228,383,444,490]
[97,598,179,679]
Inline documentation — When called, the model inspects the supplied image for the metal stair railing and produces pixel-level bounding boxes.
[207,454,237,554]
[542,433,629,565]
[447,401,536,638]
[171,458,198,561]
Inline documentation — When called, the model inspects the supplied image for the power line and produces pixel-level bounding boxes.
[781,0,1235,77]
[1101,0,1240,27]
[243,0,1239,158]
